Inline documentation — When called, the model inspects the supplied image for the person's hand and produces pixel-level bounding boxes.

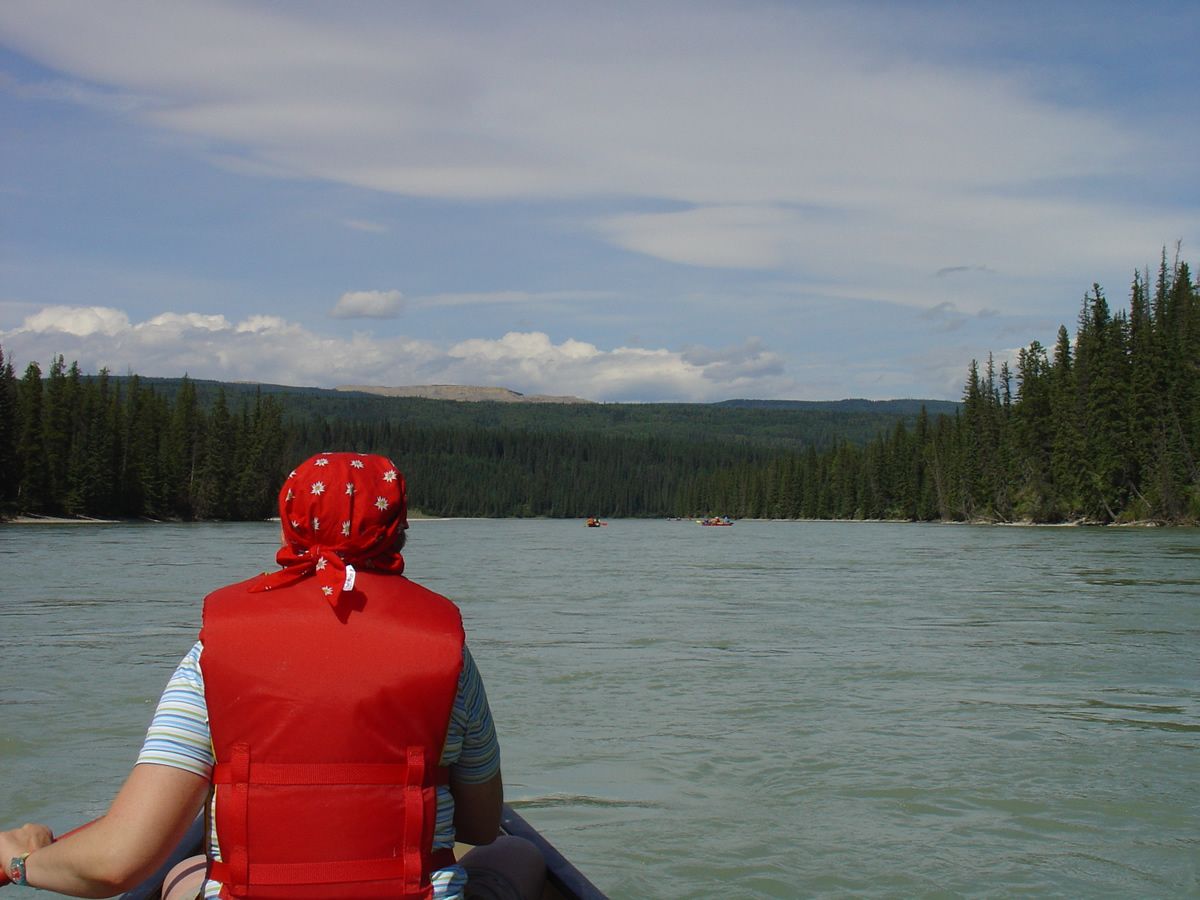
[0,824,54,885]
[1,822,54,856]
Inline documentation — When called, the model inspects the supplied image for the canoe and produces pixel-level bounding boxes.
[119,803,606,900]
[497,805,607,900]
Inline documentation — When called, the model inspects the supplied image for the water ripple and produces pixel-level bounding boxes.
[511,794,660,811]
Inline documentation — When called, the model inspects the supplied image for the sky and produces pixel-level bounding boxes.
[2,1,1197,403]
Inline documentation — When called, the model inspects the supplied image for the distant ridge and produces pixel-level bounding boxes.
[95,375,960,454]
[716,398,960,415]
[104,376,959,415]
[337,384,594,404]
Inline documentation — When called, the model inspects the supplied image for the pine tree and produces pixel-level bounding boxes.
[235,391,285,518]
[194,388,237,519]
[42,355,76,513]
[959,359,991,518]
[68,373,115,515]
[0,347,19,504]
[1184,263,1200,518]
[165,377,202,517]
[1165,259,1199,517]
[17,362,50,512]
[1074,285,1127,520]
[994,359,1017,520]
[912,407,936,521]
[1048,325,1083,517]
[1126,269,1161,517]
[1012,341,1053,519]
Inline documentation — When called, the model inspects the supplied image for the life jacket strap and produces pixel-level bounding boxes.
[212,743,451,896]
[212,760,449,786]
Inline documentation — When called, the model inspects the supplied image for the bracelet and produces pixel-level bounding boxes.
[6,852,31,887]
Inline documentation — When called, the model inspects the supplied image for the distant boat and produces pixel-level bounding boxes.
[585,517,606,527]
[699,516,734,526]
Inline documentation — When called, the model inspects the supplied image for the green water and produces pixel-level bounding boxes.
[2,520,1197,897]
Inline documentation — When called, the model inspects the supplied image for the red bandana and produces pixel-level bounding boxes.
[252,452,408,606]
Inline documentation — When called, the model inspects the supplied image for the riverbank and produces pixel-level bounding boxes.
[2,512,1189,527]
[4,514,123,524]
[2,510,457,526]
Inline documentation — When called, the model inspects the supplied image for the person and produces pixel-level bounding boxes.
[1,452,544,899]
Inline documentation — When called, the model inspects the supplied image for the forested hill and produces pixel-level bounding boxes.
[1,249,1196,524]
[0,364,954,521]
[106,376,958,451]
[715,398,955,415]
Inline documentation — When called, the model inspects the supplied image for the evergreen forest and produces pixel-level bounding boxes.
[1,251,1196,526]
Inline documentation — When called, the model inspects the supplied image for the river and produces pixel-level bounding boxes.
[1,519,1197,897]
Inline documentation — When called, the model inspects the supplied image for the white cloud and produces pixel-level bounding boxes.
[0,305,802,401]
[2,72,154,114]
[331,289,405,319]
[6,3,1124,206]
[342,219,388,234]
[596,207,795,269]
[413,290,615,309]
[21,305,131,336]
[1,0,1186,294]
[595,194,1192,305]
[0,1,1194,401]
[444,332,794,400]
[235,315,296,334]
[936,266,996,279]
[681,339,785,382]
[141,311,230,333]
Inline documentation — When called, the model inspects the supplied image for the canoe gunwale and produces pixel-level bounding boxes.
[500,804,608,900]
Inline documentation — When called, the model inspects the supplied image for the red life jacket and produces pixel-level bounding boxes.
[199,570,464,899]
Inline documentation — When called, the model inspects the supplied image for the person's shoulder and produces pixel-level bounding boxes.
[204,572,275,603]
[383,575,464,625]
[398,576,454,603]
[360,570,455,605]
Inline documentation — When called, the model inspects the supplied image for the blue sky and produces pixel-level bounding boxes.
[2,1,1197,402]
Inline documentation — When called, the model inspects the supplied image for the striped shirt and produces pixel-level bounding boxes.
[138,640,500,900]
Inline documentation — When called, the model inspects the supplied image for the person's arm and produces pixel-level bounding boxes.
[0,763,209,897]
[2,642,214,896]
[449,769,503,845]
[447,644,503,845]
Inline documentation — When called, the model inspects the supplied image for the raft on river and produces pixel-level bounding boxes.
[115,803,607,900]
